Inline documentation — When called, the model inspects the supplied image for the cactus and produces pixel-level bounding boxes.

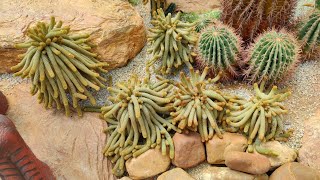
[170,67,227,142]
[12,17,108,116]
[225,79,291,156]
[101,74,181,177]
[298,9,320,55]
[244,30,300,84]
[317,0,320,10]
[181,10,221,32]
[147,9,198,74]
[143,0,167,17]
[221,0,297,44]
[196,23,242,78]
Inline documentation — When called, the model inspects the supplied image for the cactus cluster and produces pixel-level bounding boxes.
[143,0,167,17]
[225,79,291,155]
[12,17,108,116]
[181,10,221,32]
[196,23,242,78]
[101,75,181,177]
[244,30,300,84]
[147,9,198,74]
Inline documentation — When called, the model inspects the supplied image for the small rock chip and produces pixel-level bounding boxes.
[270,162,320,180]
[157,168,194,180]
[0,91,8,115]
[225,151,271,175]
[126,149,170,179]
[206,132,247,164]
[172,132,206,168]
[254,141,297,170]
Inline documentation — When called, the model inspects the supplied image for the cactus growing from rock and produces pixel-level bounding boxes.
[147,9,198,74]
[12,17,109,116]
[196,23,242,78]
[244,30,300,84]
[221,0,297,44]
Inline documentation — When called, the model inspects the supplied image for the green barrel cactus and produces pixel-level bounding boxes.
[12,17,109,116]
[196,23,242,78]
[244,30,300,84]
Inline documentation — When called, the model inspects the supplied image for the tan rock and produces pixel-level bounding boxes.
[190,166,268,180]
[0,91,8,115]
[167,0,220,13]
[126,149,170,179]
[118,177,133,180]
[254,141,297,170]
[157,168,194,180]
[299,113,320,171]
[270,162,320,180]
[172,132,206,168]
[0,81,115,179]
[225,151,271,175]
[206,132,247,164]
[0,0,146,73]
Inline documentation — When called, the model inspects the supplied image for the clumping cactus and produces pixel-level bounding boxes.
[244,30,300,84]
[196,23,242,78]
[147,9,198,74]
[12,17,109,116]
[143,0,167,17]
[221,0,297,44]
[181,10,221,32]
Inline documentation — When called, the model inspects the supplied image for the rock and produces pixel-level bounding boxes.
[167,0,220,13]
[253,141,297,170]
[1,81,116,179]
[0,91,8,115]
[126,149,170,179]
[0,0,146,73]
[299,112,320,170]
[157,168,194,180]
[118,177,132,180]
[172,132,206,168]
[189,165,268,180]
[206,132,247,164]
[225,151,271,175]
[270,162,320,180]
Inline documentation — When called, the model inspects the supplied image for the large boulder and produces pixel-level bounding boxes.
[1,80,116,179]
[0,91,8,115]
[270,162,320,180]
[0,0,146,73]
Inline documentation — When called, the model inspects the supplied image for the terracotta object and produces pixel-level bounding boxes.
[0,115,55,179]
[0,91,8,115]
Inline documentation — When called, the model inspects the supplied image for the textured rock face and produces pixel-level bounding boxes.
[270,162,320,180]
[167,0,220,12]
[0,91,8,115]
[0,81,115,179]
[206,132,247,164]
[299,111,320,171]
[172,132,206,169]
[157,168,194,180]
[225,151,271,175]
[0,0,146,73]
[125,149,171,179]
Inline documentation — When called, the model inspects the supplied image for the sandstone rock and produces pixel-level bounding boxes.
[1,81,116,179]
[157,168,194,180]
[118,177,133,180]
[0,0,146,73]
[299,112,320,171]
[190,166,268,180]
[254,141,297,170]
[206,132,247,164]
[225,151,271,175]
[167,0,220,13]
[270,162,320,180]
[0,91,8,115]
[172,132,206,168]
[126,149,170,179]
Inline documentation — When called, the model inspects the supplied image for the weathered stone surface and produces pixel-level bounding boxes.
[118,177,132,180]
[126,149,170,179]
[157,168,194,180]
[0,81,115,179]
[299,111,320,171]
[172,132,206,168]
[225,151,271,175]
[270,162,320,180]
[0,91,8,115]
[254,141,297,170]
[167,0,220,13]
[0,0,146,73]
[206,132,247,164]
[190,166,268,180]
